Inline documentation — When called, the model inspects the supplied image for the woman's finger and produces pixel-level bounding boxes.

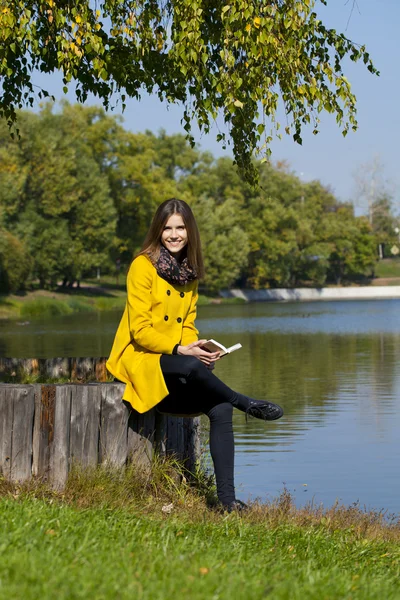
[190,339,208,347]
[197,349,219,359]
[197,355,213,366]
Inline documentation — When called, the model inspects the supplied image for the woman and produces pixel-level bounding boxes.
[106,198,283,511]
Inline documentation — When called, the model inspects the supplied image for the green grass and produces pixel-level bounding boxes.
[93,296,126,311]
[20,297,74,318]
[374,258,400,279]
[0,296,20,319]
[1,464,400,600]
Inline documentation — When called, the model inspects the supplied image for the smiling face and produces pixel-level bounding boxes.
[161,213,188,259]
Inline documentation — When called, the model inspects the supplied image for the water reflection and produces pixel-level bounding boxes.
[1,300,400,512]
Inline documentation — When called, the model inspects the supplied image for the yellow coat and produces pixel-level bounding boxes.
[106,254,199,413]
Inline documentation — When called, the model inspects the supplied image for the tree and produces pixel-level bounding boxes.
[244,165,377,288]
[322,206,376,284]
[0,105,117,287]
[370,196,400,258]
[0,229,32,293]
[0,0,378,183]
[190,195,249,292]
[353,157,399,258]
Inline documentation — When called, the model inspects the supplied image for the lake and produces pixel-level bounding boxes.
[1,299,400,514]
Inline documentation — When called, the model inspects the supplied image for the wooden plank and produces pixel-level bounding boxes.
[0,385,14,477]
[32,385,56,478]
[126,408,140,461]
[69,384,101,467]
[139,410,156,464]
[99,383,129,467]
[183,416,201,473]
[0,381,202,485]
[11,385,35,481]
[127,408,155,466]
[166,416,185,459]
[49,385,72,490]
[154,409,168,456]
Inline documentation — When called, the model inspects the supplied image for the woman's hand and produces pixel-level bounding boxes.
[177,340,220,367]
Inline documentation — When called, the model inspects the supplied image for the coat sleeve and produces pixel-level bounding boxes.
[180,281,199,346]
[127,257,176,354]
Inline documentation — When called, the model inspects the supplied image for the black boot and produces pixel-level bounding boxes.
[246,400,283,421]
[221,499,248,513]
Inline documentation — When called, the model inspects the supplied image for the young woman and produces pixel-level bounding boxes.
[106,198,283,511]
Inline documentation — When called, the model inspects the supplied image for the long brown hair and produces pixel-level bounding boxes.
[137,199,205,279]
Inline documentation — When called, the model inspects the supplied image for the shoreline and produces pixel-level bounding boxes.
[0,290,243,320]
[2,284,400,320]
[221,285,400,303]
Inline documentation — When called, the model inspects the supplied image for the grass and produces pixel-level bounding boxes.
[374,258,400,279]
[1,462,400,600]
[0,290,126,320]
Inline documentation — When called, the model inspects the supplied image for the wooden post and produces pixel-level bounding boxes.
[0,385,35,481]
[0,385,14,478]
[11,385,35,481]
[0,382,201,488]
[50,385,73,490]
[69,384,102,467]
[99,383,129,467]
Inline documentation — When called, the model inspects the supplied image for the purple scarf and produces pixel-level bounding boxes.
[154,246,197,286]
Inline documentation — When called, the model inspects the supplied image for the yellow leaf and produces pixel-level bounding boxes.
[234,99,244,108]
[253,17,261,28]
[245,24,251,32]
[199,567,209,575]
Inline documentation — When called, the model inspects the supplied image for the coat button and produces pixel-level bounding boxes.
[164,315,169,321]
[177,317,182,323]
[167,290,171,296]
[180,292,185,298]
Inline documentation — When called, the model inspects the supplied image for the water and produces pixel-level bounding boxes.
[1,299,400,514]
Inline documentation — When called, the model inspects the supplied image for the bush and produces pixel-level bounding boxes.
[0,230,32,293]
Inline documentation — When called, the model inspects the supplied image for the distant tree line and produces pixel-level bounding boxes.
[0,104,398,294]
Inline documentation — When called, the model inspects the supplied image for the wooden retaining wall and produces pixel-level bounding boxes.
[0,383,201,489]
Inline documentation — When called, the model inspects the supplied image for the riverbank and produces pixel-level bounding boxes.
[1,463,399,600]
[0,286,244,320]
[3,280,400,321]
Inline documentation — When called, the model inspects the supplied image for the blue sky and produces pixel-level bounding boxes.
[31,0,398,210]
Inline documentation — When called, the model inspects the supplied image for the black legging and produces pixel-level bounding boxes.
[158,355,257,505]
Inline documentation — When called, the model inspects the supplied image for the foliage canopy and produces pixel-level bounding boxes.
[0,0,378,182]
[0,104,384,291]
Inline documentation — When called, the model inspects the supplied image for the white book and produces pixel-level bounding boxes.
[201,339,242,357]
